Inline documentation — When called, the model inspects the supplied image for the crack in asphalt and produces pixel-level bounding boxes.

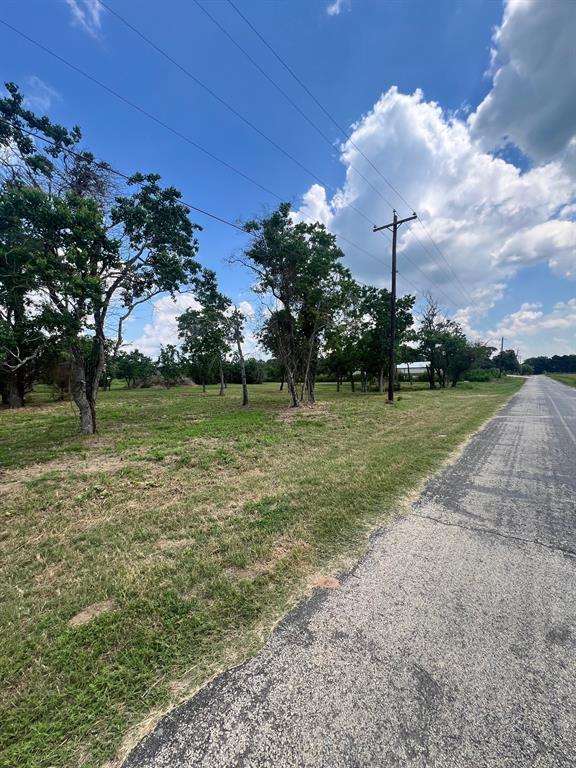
[409,510,576,560]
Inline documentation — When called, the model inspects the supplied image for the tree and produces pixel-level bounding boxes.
[156,344,184,387]
[417,294,447,388]
[441,331,473,387]
[229,306,249,406]
[115,349,156,388]
[243,203,353,406]
[468,340,497,370]
[0,83,121,410]
[523,354,576,375]
[178,270,230,394]
[416,294,471,388]
[323,280,363,392]
[0,83,202,431]
[357,286,415,393]
[493,348,520,374]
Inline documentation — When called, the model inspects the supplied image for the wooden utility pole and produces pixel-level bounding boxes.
[373,210,417,402]
[499,336,504,378]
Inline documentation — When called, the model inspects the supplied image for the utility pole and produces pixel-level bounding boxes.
[373,210,417,402]
[499,336,504,378]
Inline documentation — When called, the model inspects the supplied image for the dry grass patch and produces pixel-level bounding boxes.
[69,600,115,627]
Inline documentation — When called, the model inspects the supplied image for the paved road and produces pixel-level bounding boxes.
[125,376,576,768]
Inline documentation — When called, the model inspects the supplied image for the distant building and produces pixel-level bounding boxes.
[397,361,429,376]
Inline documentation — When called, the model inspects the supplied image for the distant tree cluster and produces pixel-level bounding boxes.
[523,354,576,375]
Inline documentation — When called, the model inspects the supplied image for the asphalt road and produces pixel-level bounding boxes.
[124,376,576,768]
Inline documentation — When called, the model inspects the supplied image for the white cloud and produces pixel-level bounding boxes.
[326,0,350,16]
[295,87,574,324]
[463,299,576,359]
[23,76,60,112]
[64,0,104,37]
[126,296,260,358]
[126,293,200,357]
[469,0,576,169]
[238,300,255,319]
[496,221,576,279]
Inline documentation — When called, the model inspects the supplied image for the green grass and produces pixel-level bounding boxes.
[0,378,523,768]
[548,373,576,388]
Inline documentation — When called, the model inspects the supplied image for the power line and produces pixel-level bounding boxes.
[191,0,397,212]
[98,1,349,203]
[0,115,393,285]
[226,0,474,305]
[0,115,247,232]
[1,119,443,309]
[0,19,457,306]
[0,17,284,203]
[94,3,465,307]
[0,16,382,254]
[227,0,412,210]
[91,4,396,242]
[416,217,474,304]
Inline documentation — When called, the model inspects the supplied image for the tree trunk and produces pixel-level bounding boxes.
[361,371,367,393]
[202,375,206,393]
[336,375,340,392]
[71,354,95,434]
[378,366,385,393]
[279,370,284,391]
[219,359,225,396]
[236,333,249,406]
[349,372,355,392]
[70,338,105,434]
[5,373,24,408]
[286,367,300,407]
[306,376,316,404]
[428,364,436,390]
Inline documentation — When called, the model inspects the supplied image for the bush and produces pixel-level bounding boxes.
[464,367,500,382]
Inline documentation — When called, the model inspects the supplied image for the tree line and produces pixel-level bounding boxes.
[1,82,516,434]
[523,355,576,375]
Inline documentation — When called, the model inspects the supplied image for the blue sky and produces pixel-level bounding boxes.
[1,0,575,358]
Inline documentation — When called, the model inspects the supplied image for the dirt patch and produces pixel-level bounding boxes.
[33,562,64,587]
[69,600,114,627]
[226,565,268,581]
[0,453,126,494]
[311,575,340,589]
[275,401,331,422]
[156,538,194,552]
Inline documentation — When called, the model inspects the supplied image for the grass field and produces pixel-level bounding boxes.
[0,378,523,768]
[548,373,576,388]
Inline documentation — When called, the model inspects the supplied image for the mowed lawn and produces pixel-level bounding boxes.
[0,378,523,768]
[549,373,576,388]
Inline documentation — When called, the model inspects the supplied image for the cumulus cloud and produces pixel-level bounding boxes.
[23,76,60,112]
[64,0,104,37]
[296,88,574,316]
[126,293,200,357]
[469,0,576,168]
[496,221,576,279]
[326,0,350,16]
